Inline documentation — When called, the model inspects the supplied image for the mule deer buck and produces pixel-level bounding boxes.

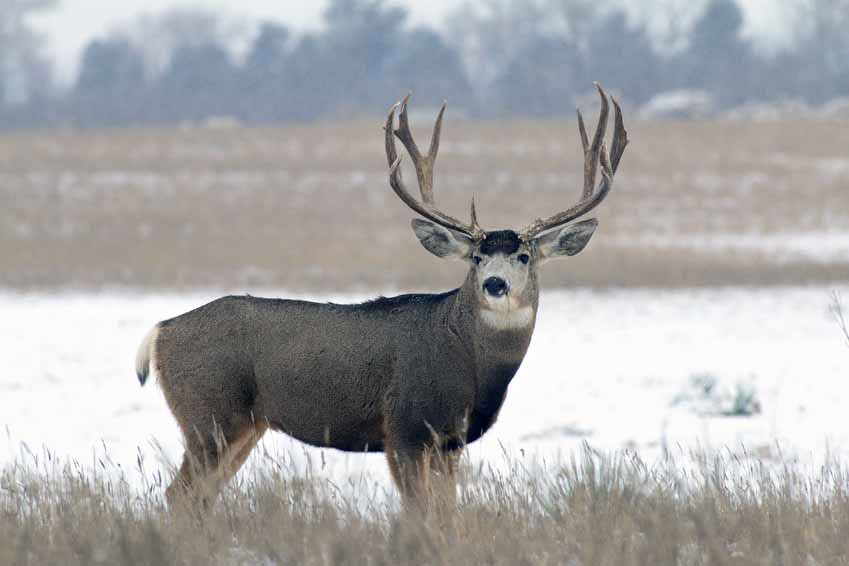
[135,83,627,511]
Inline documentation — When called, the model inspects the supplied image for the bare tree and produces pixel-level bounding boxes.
[635,0,706,55]
[114,8,250,79]
[791,0,849,102]
[0,0,55,106]
[446,0,552,89]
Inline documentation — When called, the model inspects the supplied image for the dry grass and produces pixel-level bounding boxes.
[1,117,848,291]
[832,292,849,346]
[3,444,849,565]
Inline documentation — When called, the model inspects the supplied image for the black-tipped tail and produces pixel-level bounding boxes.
[137,366,149,386]
[135,325,159,386]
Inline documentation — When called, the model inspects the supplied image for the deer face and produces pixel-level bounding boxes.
[412,218,598,314]
[386,84,626,329]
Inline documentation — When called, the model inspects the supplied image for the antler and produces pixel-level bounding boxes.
[520,83,628,240]
[385,94,484,240]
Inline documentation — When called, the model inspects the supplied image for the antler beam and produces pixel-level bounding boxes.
[520,83,628,240]
[385,95,484,240]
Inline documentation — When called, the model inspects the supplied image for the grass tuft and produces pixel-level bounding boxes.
[3,444,849,565]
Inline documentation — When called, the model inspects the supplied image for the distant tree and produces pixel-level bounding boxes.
[449,0,663,114]
[447,0,553,90]
[76,38,145,95]
[241,22,293,123]
[153,43,238,122]
[676,0,755,105]
[583,12,662,105]
[543,0,601,50]
[120,9,248,78]
[788,0,849,103]
[72,37,147,127]
[112,9,249,124]
[384,28,473,107]
[284,34,337,120]
[0,0,56,127]
[688,0,745,54]
[321,0,407,111]
[643,0,706,56]
[491,36,584,116]
[324,0,406,59]
[244,23,290,80]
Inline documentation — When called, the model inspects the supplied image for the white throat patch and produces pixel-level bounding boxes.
[480,305,535,330]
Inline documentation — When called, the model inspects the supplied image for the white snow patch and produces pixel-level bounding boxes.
[1,286,848,493]
[638,90,715,120]
[612,231,849,263]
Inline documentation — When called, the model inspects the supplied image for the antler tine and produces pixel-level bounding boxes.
[384,96,484,239]
[395,94,422,160]
[429,102,447,166]
[470,196,482,233]
[520,83,626,240]
[385,101,401,168]
[395,94,433,204]
[577,110,589,154]
[580,83,609,200]
[387,156,451,229]
[609,96,628,174]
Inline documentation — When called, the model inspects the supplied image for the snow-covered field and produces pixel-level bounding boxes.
[3,286,848,493]
[611,231,849,264]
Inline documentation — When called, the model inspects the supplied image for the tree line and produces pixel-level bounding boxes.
[1,0,848,129]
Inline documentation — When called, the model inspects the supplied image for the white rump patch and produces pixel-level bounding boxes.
[480,305,535,330]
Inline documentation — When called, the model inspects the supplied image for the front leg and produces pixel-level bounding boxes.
[385,437,432,514]
[429,446,463,514]
[384,426,464,515]
[384,356,472,514]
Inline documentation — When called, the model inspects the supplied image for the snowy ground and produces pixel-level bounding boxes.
[3,286,848,494]
[610,231,849,264]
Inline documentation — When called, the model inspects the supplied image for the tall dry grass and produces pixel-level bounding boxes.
[832,292,849,348]
[2,117,848,291]
[3,444,849,565]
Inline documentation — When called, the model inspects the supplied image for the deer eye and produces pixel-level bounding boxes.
[518,254,530,265]
[473,256,482,265]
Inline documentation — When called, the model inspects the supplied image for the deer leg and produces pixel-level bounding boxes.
[219,421,268,484]
[166,418,259,509]
[165,451,197,507]
[429,447,462,512]
[386,442,432,514]
[166,435,220,509]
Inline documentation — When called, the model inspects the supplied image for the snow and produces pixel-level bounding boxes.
[2,286,848,493]
[638,90,715,120]
[610,231,849,264]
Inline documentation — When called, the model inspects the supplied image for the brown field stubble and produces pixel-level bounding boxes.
[1,117,848,291]
[3,445,849,565]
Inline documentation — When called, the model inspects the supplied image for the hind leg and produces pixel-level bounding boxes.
[165,430,223,509]
[166,450,200,508]
[220,420,268,484]
[165,417,262,509]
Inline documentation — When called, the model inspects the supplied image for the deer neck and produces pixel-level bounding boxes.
[439,272,536,427]
[447,271,538,360]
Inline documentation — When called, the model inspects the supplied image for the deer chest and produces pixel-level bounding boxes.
[465,361,522,443]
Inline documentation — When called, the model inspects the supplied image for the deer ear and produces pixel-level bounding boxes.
[412,219,474,260]
[534,218,598,262]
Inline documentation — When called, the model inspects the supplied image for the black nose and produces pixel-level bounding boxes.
[483,277,509,297]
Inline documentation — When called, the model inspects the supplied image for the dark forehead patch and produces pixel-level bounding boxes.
[479,230,521,255]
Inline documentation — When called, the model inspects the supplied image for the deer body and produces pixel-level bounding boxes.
[147,276,534,453]
[137,84,627,511]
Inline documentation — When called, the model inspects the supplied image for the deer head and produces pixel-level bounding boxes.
[384,83,628,322]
